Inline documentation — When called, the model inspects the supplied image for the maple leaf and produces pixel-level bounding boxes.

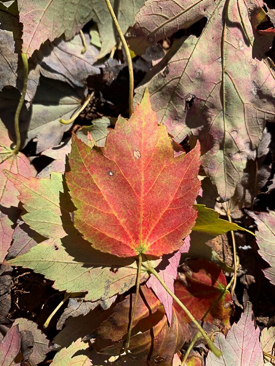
[4,172,71,239]
[5,170,151,302]
[8,238,147,302]
[0,120,36,209]
[130,0,214,54]
[35,33,100,89]
[147,237,190,325]
[0,325,21,365]
[0,120,35,261]
[18,0,146,57]
[0,212,15,263]
[51,338,92,366]
[94,261,230,364]
[13,318,50,365]
[0,12,21,91]
[134,0,275,200]
[94,285,189,364]
[260,326,275,360]
[175,259,231,329]
[193,205,252,236]
[248,211,275,286]
[66,90,201,257]
[206,302,263,366]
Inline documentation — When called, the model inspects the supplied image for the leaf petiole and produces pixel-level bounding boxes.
[13,53,28,154]
[143,262,222,358]
[104,0,134,116]
[60,92,94,125]
[43,293,70,328]
[124,253,143,350]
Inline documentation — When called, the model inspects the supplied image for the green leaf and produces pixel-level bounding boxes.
[4,172,70,239]
[51,339,92,366]
[8,238,144,301]
[23,77,84,153]
[76,117,110,148]
[193,204,253,236]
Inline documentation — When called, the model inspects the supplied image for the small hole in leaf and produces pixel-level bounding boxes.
[108,171,114,176]
[133,150,141,159]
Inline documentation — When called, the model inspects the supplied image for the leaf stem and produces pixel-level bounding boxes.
[124,253,142,350]
[79,30,87,54]
[144,263,222,358]
[13,53,28,154]
[181,331,201,365]
[60,92,94,124]
[226,209,239,297]
[104,0,134,116]
[43,293,70,328]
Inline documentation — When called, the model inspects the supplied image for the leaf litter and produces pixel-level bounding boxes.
[1,0,275,365]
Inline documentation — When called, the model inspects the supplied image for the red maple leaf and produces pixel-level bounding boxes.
[66,91,201,257]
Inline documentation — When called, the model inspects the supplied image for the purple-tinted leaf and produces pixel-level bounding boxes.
[7,221,45,260]
[0,325,21,366]
[130,0,214,55]
[229,129,272,218]
[0,265,12,323]
[206,302,263,366]
[14,318,50,365]
[248,211,275,285]
[0,120,36,209]
[135,0,275,200]
[21,77,84,154]
[35,33,100,88]
[147,237,190,324]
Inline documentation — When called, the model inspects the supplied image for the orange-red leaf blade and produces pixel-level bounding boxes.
[66,91,201,257]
